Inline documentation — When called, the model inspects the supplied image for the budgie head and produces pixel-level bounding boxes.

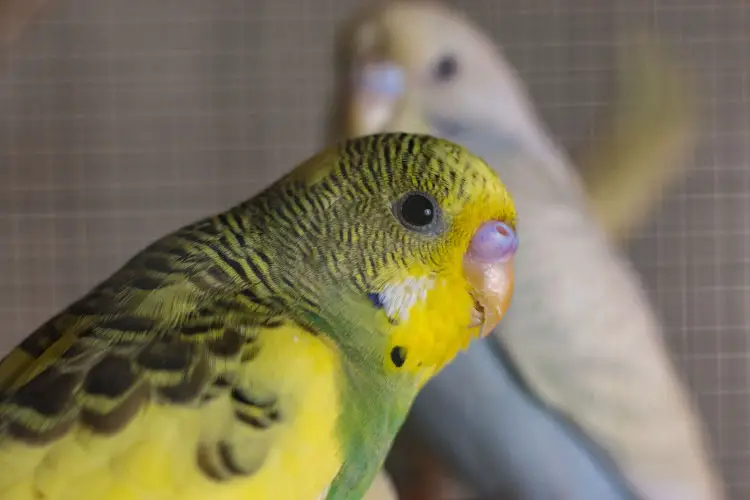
[335,0,545,159]
[263,133,517,382]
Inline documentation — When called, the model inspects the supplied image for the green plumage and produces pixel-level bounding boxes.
[0,132,513,499]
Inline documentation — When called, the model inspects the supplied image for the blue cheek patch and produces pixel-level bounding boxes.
[367,292,386,309]
[367,292,399,325]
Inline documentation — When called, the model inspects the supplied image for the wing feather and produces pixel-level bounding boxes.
[0,220,295,498]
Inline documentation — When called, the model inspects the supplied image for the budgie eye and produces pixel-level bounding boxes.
[433,54,459,82]
[395,192,441,233]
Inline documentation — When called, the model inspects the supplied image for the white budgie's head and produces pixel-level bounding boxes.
[338,1,550,155]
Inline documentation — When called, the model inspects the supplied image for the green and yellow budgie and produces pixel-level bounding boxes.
[0,133,519,500]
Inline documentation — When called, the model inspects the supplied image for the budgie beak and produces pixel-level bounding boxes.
[464,221,517,336]
[348,61,414,136]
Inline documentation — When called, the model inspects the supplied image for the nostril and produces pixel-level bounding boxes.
[467,221,517,263]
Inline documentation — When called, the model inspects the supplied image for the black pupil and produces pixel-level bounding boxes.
[434,55,458,81]
[401,194,435,227]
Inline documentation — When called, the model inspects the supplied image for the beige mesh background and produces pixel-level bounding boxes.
[0,0,748,497]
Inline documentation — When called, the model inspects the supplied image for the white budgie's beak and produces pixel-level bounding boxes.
[348,61,408,136]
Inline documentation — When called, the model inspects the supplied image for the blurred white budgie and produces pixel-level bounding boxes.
[337,2,725,499]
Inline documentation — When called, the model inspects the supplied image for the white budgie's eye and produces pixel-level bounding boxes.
[433,54,459,82]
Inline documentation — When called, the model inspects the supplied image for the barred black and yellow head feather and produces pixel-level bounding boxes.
[260,133,516,371]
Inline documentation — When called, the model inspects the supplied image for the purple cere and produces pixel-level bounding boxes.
[356,62,405,96]
[467,221,518,263]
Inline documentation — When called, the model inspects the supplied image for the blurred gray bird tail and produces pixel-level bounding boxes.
[576,32,697,241]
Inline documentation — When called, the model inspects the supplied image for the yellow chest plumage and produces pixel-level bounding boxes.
[0,324,344,500]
